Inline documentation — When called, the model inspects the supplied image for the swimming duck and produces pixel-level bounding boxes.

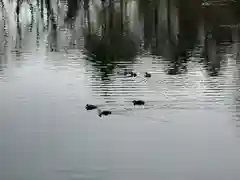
[132,100,145,106]
[144,72,151,78]
[85,104,98,110]
[129,72,137,77]
[98,109,112,117]
[124,71,137,77]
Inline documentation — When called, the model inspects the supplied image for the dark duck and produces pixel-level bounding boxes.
[129,72,137,77]
[124,70,137,77]
[132,100,145,106]
[144,72,151,78]
[85,104,98,110]
[98,109,112,117]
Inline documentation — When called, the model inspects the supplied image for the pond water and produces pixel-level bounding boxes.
[1,1,240,180]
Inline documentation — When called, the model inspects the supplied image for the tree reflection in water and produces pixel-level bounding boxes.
[83,0,139,82]
[43,0,240,79]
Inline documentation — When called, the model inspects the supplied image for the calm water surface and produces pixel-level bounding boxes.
[1,1,240,180]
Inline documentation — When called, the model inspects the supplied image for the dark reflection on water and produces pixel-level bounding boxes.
[2,0,240,180]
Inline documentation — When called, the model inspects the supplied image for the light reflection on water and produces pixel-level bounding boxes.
[1,1,240,180]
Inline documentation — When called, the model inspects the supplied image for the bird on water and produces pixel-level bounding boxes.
[144,72,151,78]
[132,100,145,106]
[129,72,137,77]
[124,71,137,77]
[85,104,98,110]
[98,109,112,117]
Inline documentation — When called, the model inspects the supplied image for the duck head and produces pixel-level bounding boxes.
[98,109,102,117]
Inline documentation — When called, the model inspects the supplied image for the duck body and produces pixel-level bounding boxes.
[85,104,98,110]
[98,110,112,117]
[129,72,137,77]
[144,72,151,78]
[132,100,145,106]
[124,71,137,77]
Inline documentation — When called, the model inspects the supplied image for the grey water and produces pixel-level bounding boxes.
[1,0,240,180]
